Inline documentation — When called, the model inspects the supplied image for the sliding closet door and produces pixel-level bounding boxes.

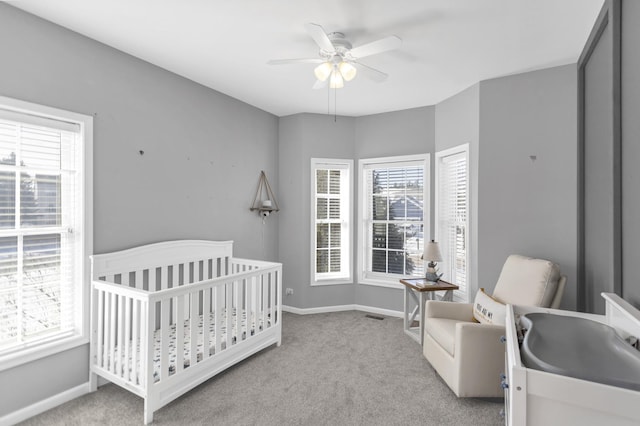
[621,0,640,307]
[578,0,621,314]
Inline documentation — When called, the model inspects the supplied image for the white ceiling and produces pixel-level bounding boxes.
[12,0,604,117]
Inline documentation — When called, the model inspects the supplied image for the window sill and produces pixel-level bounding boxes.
[311,278,353,286]
[0,334,88,372]
[358,276,406,289]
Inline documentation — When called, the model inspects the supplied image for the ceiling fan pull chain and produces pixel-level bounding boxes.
[334,86,337,122]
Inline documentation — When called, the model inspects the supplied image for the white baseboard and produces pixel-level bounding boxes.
[0,382,91,426]
[282,304,403,318]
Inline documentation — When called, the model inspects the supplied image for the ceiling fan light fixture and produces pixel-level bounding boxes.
[314,62,333,82]
[329,69,344,89]
[338,61,357,81]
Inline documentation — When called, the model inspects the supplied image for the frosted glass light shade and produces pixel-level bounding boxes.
[424,240,443,262]
[338,61,357,81]
[329,70,344,88]
[314,62,333,82]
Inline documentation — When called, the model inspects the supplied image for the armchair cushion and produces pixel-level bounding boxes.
[473,288,506,325]
[424,318,460,356]
[492,254,561,307]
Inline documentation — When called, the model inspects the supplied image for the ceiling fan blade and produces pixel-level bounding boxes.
[267,58,324,65]
[349,35,402,59]
[312,79,327,90]
[354,62,388,83]
[304,23,335,53]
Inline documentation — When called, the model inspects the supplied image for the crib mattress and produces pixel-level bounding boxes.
[107,309,270,383]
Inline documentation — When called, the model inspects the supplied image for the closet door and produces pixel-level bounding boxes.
[578,0,621,314]
[621,0,640,307]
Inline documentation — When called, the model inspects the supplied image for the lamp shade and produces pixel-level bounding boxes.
[314,62,333,82]
[329,69,344,88]
[424,240,443,262]
[338,61,357,81]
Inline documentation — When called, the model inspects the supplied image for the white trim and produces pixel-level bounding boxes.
[310,158,353,286]
[435,143,470,303]
[357,153,430,288]
[282,304,403,319]
[0,382,91,426]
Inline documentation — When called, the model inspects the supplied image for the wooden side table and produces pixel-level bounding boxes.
[399,278,459,344]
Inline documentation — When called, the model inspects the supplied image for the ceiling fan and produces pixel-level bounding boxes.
[268,23,402,89]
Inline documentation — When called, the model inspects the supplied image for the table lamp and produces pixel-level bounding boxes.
[424,240,443,282]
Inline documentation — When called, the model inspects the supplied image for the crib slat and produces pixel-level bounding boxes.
[175,295,184,374]
[118,295,125,377]
[215,285,223,354]
[202,288,210,360]
[110,293,117,374]
[145,300,156,394]
[212,258,219,279]
[159,267,168,290]
[160,299,170,380]
[135,270,143,290]
[132,299,139,385]
[173,264,179,288]
[104,292,111,370]
[269,272,276,328]
[124,297,131,381]
[235,280,242,342]
[226,281,233,348]
[190,290,198,367]
[246,276,253,339]
[96,290,104,368]
[261,274,267,329]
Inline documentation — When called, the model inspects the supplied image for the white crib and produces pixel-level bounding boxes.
[88,240,282,424]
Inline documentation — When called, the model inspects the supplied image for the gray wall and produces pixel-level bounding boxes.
[278,114,356,309]
[478,65,578,309]
[1,1,588,419]
[277,107,434,312]
[435,84,480,298]
[0,3,278,417]
[353,107,435,311]
[621,0,640,307]
[582,11,616,314]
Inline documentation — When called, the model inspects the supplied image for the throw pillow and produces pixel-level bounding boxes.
[473,288,507,326]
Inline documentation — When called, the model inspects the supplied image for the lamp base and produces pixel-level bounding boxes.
[425,271,442,282]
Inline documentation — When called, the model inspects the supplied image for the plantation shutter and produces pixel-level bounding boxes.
[438,151,468,300]
[0,111,81,355]
[313,159,351,283]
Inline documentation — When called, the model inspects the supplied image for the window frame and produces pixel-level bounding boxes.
[310,158,353,286]
[357,153,430,289]
[0,96,93,371]
[435,144,470,302]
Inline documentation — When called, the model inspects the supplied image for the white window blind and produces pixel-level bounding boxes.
[436,145,469,301]
[311,159,352,285]
[0,104,87,363]
[359,155,429,287]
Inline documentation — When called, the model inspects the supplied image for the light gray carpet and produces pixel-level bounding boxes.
[20,311,503,425]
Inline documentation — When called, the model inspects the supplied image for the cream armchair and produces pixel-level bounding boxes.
[423,255,566,397]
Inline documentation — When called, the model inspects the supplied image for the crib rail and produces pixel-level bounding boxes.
[90,258,281,398]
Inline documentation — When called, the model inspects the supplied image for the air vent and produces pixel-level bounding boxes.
[365,314,384,320]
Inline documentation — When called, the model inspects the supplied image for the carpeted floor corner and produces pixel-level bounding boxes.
[20,311,503,425]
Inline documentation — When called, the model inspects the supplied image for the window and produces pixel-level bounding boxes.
[435,144,469,301]
[0,96,92,370]
[310,158,352,285]
[358,154,429,287]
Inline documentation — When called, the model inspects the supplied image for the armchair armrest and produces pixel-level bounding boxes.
[455,322,506,394]
[425,300,475,322]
